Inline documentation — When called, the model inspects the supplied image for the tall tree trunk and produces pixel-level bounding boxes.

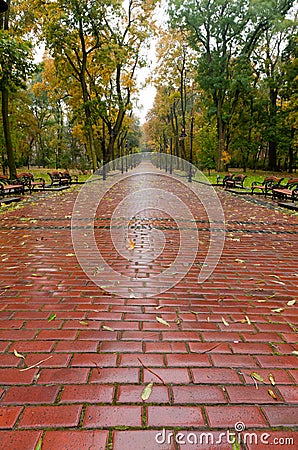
[268,87,278,170]
[1,0,16,179]
[216,115,226,172]
[1,85,16,179]
[81,79,97,171]
[288,127,294,173]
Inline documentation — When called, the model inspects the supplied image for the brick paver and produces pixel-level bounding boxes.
[0,161,297,449]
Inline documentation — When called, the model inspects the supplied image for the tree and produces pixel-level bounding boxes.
[0,0,35,177]
[36,0,157,172]
[167,0,295,170]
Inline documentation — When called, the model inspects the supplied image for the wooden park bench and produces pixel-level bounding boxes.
[59,171,78,184]
[251,176,284,197]
[0,174,25,197]
[47,171,78,186]
[225,174,247,189]
[47,171,70,186]
[17,172,45,193]
[272,178,298,201]
[216,174,234,187]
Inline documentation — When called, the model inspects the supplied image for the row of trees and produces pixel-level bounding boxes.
[144,0,297,172]
[0,0,155,178]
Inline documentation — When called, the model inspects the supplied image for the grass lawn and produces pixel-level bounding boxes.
[16,167,91,184]
[201,169,297,189]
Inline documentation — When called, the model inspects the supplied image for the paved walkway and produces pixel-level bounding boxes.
[0,161,297,449]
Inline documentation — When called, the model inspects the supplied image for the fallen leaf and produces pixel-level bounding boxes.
[250,372,265,383]
[155,305,164,310]
[79,321,89,326]
[269,373,276,386]
[270,280,285,285]
[102,325,114,332]
[13,349,25,359]
[287,300,296,306]
[66,253,76,257]
[245,315,251,325]
[48,313,56,322]
[292,350,298,356]
[268,389,278,400]
[33,373,40,383]
[235,259,245,264]
[156,316,170,327]
[127,239,135,250]
[221,317,229,327]
[231,436,241,450]
[271,308,284,313]
[34,437,43,450]
[141,382,153,401]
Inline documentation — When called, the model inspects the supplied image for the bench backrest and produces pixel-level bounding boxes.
[48,172,60,180]
[234,174,246,181]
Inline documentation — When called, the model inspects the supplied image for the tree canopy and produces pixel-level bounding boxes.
[0,0,297,175]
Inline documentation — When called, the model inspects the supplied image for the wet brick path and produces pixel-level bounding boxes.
[0,162,297,449]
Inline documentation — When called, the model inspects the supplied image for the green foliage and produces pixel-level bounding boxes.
[166,0,296,170]
[0,31,35,91]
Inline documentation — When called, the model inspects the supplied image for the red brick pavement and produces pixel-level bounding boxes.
[0,162,297,449]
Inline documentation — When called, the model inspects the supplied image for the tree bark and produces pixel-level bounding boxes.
[1,85,16,178]
[1,1,17,179]
[268,87,278,170]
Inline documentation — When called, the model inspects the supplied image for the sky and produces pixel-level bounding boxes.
[133,0,168,124]
[134,38,158,125]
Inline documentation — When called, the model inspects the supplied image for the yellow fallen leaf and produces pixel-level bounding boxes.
[79,321,89,326]
[155,305,164,310]
[268,389,278,400]
[127,239,135,250]
[269,373,276,386]
[222,317,229,327]
[245,315,251,325]
[270,280,285,285]
[271,308,284,313]
[13,349,25,359]
[141,382,153,401]
[292,350,298,356]
[102,325,114,332]
[156,316,170,327]
[66,253,76,257]
[287,300,296,306]
[250,372,265,383]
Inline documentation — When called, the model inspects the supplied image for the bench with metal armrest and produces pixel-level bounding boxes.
[272,178,298,201]
[251,176,284,197]
[0,175,25,197]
